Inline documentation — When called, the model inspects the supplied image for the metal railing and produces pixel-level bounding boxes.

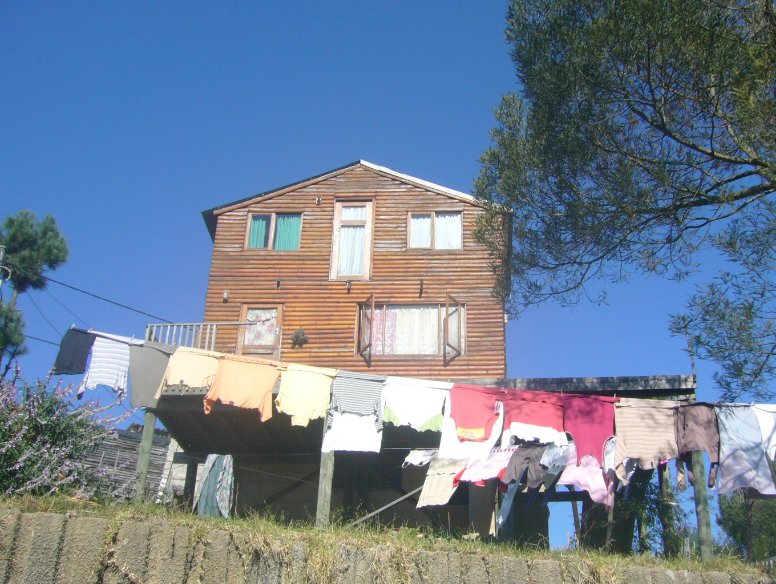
[145,321,254,352]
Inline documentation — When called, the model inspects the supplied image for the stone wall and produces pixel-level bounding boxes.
[0,508,772,584]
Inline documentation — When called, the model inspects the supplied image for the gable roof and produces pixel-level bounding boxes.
[201,160,480,240]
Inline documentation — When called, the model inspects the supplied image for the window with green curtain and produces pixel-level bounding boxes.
[273,213,301,251]
[248,215,270,248]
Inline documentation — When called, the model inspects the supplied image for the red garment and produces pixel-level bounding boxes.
[562,394,617,464]
[501,389,564,432]
[449,384,504,442]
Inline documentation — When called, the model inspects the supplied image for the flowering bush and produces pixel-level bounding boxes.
[0,368,120,497]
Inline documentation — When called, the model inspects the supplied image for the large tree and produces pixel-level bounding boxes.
[476,0,776,400]
[0,211,68,379]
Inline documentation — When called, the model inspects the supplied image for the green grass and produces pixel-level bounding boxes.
[0,494,762,578]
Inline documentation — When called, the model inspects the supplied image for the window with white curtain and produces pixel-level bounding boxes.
[408,211,462,250]
[331,201,373,279]
[365,302,465,357]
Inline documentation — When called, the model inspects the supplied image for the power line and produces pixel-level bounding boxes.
[25,334,59,346]
[42,275,173,323]
[42,287,89,327]
[26,293,64,337]
[5,259,173,323]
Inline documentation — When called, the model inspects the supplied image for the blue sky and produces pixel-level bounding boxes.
[1,2,726,545]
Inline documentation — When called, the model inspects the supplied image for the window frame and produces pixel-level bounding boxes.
[406,211,463,250]
[356,298,466,363]
[244,212,303,251]
[238,304,283,358]
[330,200,374,280]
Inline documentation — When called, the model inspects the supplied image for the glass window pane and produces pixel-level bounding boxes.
[273,214,301,251]
[337,225,365,275]
[341,205,367,221]
[243,308,277,346]
[434,212,462,249]
[380,305,439,355]
[248,215,270,248]
[409,214,432,248]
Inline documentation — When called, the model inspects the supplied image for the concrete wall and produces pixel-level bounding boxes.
[0,508,772,584]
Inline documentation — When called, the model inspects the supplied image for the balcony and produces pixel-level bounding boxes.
[145,321,265,355]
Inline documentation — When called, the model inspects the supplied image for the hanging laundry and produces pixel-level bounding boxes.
[330,370,386,428]
[501,389,566,446]
[204,355,280,421]
[501,444,548,489]
[275,363,336,426]
[92,331,144,346]
[753,404,776,461]
[128,341,176,409]
[416,457,467,508]
[193,454,234,517]
[403,449,438,468]
[438,395,503,460]
[676,403,720,461]
[84,336,131,394]
[716,405,776,496]
[157,347,222,398]
[52,328,96,375]
[382,376,451,432]
[321,411,382,453]
[449,384,504,441]
[455,448,517,486]
[497,483,520,529]
[562,394,617,464]
[614,398,679,482]
[541,443,571,469]
[558,454,612,507]
[675,402,720,488]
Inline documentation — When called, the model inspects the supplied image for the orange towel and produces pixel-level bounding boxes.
[203,355,281,421]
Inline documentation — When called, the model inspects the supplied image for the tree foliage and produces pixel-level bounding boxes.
[0,211,68,378]
[0,210,68,294]
[718,468,776,561]
[476,0,776,399]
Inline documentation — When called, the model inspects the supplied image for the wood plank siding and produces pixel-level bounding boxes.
[202,164,506,380]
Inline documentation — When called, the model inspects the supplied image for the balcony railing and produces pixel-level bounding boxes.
[145,321,254,352]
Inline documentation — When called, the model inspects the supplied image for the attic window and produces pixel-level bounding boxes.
[408,212,462,250]
[247,213,302,251]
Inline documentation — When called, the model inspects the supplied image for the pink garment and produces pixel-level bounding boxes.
[562,395,617,464]
[558,455,612,507]
[501,389,564,432]
[450,384,505,442]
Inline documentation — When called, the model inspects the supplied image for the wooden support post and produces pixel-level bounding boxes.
[315,423,334,528]
[658,462,679,557]
[183,459,198,509]
[605,494,616,550]
[568,486,581,544]
[133,409,157,503]
[468,480,498,539]
[690,451,713,561]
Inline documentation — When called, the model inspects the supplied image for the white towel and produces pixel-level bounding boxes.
[84,336,130,393]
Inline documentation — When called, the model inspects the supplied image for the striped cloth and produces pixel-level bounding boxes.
[330,370,386,428]
[614,398,678,481]
[84,336,131,393]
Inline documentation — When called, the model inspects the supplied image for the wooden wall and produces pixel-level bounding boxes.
[203,165,506,380]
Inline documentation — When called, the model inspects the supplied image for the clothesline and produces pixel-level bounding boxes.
[51,328,776,509]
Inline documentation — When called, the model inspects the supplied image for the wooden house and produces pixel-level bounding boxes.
[148,160,507,528]
[199,159,506,380]
[143,161,702,544]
